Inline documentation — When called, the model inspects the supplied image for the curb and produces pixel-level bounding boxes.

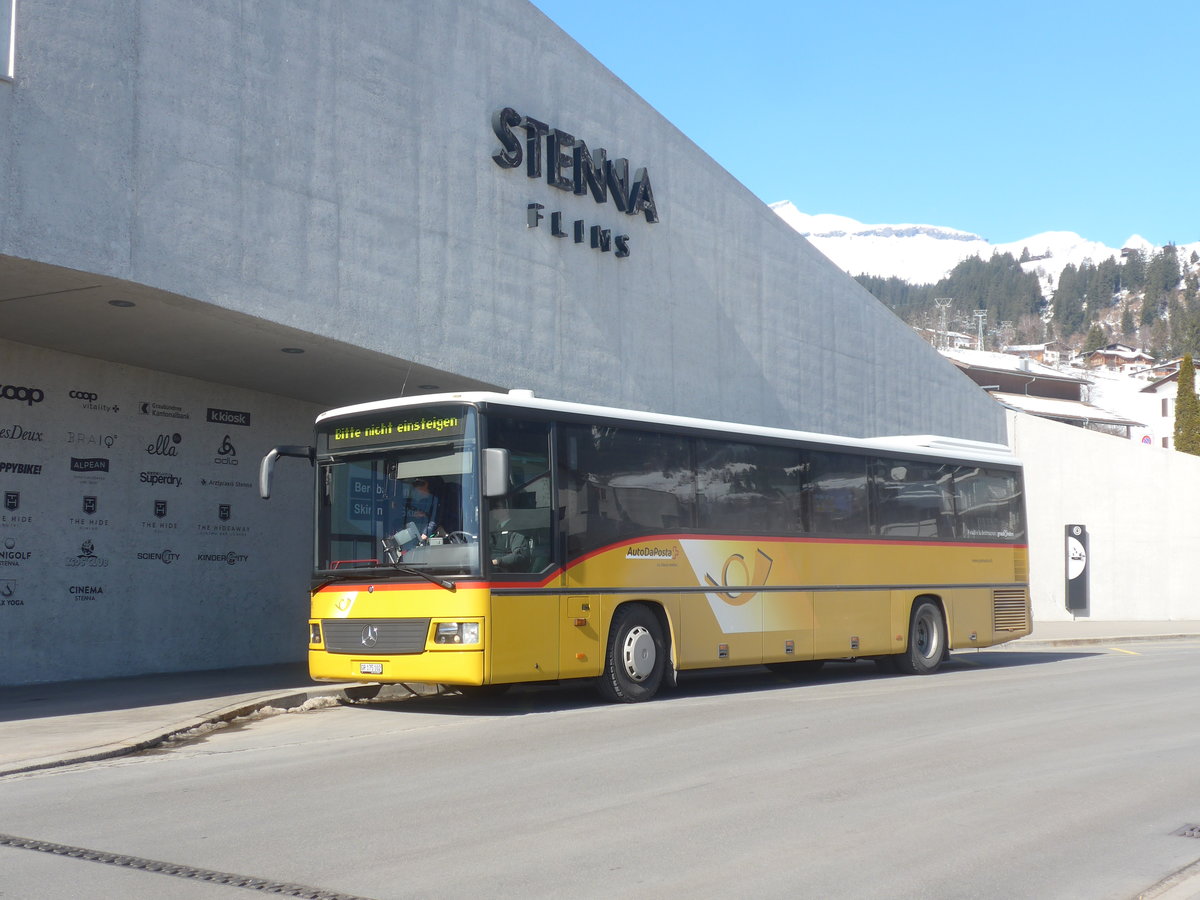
[1014,633,1200,649]
[0,682,436,779]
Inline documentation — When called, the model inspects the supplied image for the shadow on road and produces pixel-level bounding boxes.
[340,648,1101,717]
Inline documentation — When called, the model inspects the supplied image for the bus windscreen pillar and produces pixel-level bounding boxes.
[1065,524,1089,613]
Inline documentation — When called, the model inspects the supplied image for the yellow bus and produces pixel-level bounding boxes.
[260,390,1030,702]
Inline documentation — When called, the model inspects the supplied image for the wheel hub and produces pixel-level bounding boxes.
[622,625,656,682]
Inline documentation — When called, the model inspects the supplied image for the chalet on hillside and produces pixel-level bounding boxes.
[942,348,1143,438]
[1001,341,1072,366]
[1082,343,1156,374]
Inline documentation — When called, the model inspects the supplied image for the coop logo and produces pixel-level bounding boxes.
[213,434,238,465]
[137,548,181,565]
[0,423,44,443]
[146,433,182,457]
[0,537,31,566]
[197,551,249,566]
[70,457,111,473]
[70,389,119,413]
[139,471,183,487]
[207,407,251,427]
[0,384,45,406]
[67,539,110,568]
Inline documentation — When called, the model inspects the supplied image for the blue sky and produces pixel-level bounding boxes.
[529,0,1198,249]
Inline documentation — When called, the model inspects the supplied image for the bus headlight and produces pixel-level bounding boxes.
[434,622,480,645]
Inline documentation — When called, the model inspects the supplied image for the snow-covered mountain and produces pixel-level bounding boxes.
[771,201,1196,292]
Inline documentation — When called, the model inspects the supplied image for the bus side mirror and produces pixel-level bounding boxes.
[482,448,510,498]
[259,445,315,499]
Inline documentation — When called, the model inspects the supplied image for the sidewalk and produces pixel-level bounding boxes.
[2,621,1198,778]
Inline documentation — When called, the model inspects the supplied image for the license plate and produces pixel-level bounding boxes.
[359,662,383,676]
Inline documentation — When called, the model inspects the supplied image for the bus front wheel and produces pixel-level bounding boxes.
[598,604,666,703]
[894,599,945,675]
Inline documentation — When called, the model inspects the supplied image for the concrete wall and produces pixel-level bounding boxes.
[1011,410,1200,621]
[0,339,320,683]
[0,0,1004,442]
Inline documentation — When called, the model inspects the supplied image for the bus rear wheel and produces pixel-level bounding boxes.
[598,604,666,703]
[894,599,945,675]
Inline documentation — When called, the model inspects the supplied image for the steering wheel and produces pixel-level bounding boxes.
[444,531,476,544]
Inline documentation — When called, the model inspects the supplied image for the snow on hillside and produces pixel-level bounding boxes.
[771,201,1200,292]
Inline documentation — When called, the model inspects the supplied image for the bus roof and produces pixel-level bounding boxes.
[315,390,1020,467]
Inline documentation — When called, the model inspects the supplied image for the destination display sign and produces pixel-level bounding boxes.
[319,406,469,453]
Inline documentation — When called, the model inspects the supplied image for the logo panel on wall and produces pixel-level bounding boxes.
[1,579,18,606]
[68,431,118,450]
[0,536,31,567]
[198,503,250,536]
[136,548,182,565]
[140,402,189,420]
[197,551,250,566]
[70,457,111,485]
[214,435,238,465]
[1,490,30,525]
[67,539,110,568]
[0,423,44,443]
[70,584,105,602]
[142,498,177,531]
[146,433,182,457]
[0,384,45,406]
[207,408,251,427]
[140,470,184,488]
[69,389,119,414]
[71,495,109,530]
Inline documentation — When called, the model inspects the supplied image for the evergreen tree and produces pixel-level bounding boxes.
[1083,324,1107,353]
[1174,354,1200,455]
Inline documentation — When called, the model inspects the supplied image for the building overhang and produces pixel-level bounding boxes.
[0,255,500,408]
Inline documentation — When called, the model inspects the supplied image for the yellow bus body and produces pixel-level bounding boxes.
[307,535,1030,686]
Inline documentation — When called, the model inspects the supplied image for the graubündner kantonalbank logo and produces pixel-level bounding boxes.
[491,107,659,259]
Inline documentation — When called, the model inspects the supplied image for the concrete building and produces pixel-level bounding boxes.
[1,1,1030,685]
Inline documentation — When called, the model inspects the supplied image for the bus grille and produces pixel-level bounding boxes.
[992,590,1029,632]
[321,618,430,655]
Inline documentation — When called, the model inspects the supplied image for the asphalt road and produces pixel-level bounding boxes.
[2,641,1199,900]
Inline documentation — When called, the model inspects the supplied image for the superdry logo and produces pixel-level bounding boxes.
[207,408,251,427]
[70,457,111,473]
[139,471,183,487]
[0,424,44,443]
[137,549,181,564]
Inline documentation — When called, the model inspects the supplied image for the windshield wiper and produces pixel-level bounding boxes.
[388,562,457,593]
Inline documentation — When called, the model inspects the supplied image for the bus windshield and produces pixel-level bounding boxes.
[315,406,480,576]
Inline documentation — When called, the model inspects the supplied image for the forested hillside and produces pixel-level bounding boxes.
[856,245,1200,358]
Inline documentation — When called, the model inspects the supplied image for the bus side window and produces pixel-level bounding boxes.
[486,417,553,574]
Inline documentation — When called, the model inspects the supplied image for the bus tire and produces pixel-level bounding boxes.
[598,604,666,703]
[894,599,945,675]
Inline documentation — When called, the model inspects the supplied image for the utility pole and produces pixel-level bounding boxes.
[973,309,988,351]
[933,298,953,349]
